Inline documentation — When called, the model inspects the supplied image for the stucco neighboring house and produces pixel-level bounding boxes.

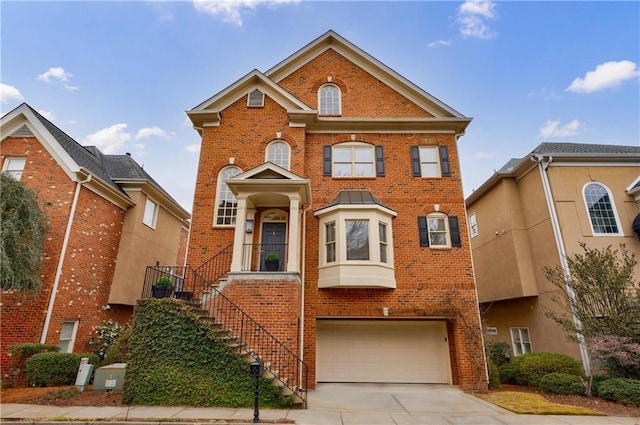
[466,142,640,374]
[0,103,190,382]
[180,30,486,391]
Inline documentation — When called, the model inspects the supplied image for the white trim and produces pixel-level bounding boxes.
[1,156,26,180]
[331,142,375,178]
[265,140,291,170]
[143,196,159,229]
[213,165,242,227]
[318,83,341,116]
[582,181,623,237]
[427,212,450,248]
[510,327,532,356]
[418,146,441,178]
[58,320,79,353]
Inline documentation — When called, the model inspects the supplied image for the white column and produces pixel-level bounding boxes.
[230,197,247,272]
[287,196,300,273]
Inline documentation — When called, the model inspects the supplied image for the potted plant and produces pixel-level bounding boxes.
[151,276,174,298]
[264,252,280,271]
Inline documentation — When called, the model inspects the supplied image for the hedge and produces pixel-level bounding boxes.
[26,352,100,386]
[597,378,640,407]
[511,352,582,387]
[487,358,501,389]
[538,372,586,395]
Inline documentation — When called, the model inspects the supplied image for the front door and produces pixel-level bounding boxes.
[260,222,286,271]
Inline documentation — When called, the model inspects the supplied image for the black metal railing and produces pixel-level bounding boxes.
[241,243,288,272]
[194,243,234,283]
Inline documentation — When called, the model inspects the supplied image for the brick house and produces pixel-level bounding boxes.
[183,30,486,391]
[0,103,190,381]
[466,142,640,375]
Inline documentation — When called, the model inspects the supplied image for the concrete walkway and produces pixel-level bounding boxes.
[1,383,638,425]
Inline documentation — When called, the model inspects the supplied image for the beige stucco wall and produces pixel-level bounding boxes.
[109,190,187,305]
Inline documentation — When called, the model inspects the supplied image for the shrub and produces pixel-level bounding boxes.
[5,343,59,386]
[498,362,519,385]
[538,372,586,395]
[516,352,582,387]
[487,358,501,389]
[485,341,510,367]
[87,319,131,361]
[103,326,132,365]
[26,352,99,387]
[597,378,640,407]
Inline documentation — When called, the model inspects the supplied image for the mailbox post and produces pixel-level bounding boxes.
[250,361,263,423]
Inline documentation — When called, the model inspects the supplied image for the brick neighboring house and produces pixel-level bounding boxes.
[184,31,486,390]
[466,142,640,375]
[0,103,190,381]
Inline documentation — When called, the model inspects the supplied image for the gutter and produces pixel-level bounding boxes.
[299,200,312,390]
[41,174,92,344]
[531,154,590,375]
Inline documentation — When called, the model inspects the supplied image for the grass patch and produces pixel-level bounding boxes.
[30,387,79,403]
[475,391,606,415]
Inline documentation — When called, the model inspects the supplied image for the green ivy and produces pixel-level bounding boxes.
[123,298,293,408]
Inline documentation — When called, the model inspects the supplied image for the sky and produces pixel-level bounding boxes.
[1,0,639,213]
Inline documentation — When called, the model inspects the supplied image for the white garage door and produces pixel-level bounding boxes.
[316,320,451,383]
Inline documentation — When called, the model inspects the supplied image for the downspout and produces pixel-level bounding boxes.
[299,201,312,390]
[532,154,590,375]
[40,174,92,343]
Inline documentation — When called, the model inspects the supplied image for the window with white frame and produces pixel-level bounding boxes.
[332,143,374,177]
[247,89,264,107]
[469,213,478,238]
[346,219,370,260]
[583,182,621,235]
[215,166,242,226]
[143,197,159,228]
[58,320,78,353]
[318,84,341,115]
[266,140,290,170]
[428,213,449,247]
[325,222,336,263]
[418,146,440,177]
[379,222,388,263]
[2,157,26,180]
[510,327,532,356]
[418,213,462,248]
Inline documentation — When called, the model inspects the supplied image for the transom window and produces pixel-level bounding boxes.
[143,197,159,228]
[215,166,242,226]
[266,140,290,170]
[318,84,341,115]
[333,143,374,177]
[584,183,621,235]
[2,157,26,180]
[510,327,532,356]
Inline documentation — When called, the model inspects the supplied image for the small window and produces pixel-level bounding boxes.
[411,146,451,177]
[325,222,336,263]
[318,84,341,115]
[428,214,449,247]
[469,213,478,238]
[510,327,532,356]
[59,320,78,353]
[215,166,242,226]
[2,157,26,180]
[266,140,290,170]
[418,214,462,248]
[247,89,264,107]
[583,182,621,235]
[379,222,388,263]
[143,198,158,228]
[346,219,369,260]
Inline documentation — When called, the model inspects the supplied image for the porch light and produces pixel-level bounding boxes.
[245,219,254,234]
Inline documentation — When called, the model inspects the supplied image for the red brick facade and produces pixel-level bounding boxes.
[187,34,487,391]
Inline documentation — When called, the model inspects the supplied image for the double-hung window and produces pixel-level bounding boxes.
[379,223,388,263]
[2,157,26,180]
[418,213,462,248]
[411,146,451,177]
[510,327,532,356]
[323,142,385,177]
[143,197,159,228]
[215,166,242,226]
[583,182,621,235]
[59,320,78,353]
[325,222,336,263]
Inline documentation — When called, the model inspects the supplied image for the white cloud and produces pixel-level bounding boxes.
[566,60,640,93]
[83,123,131,154]
[135,127,173,140]
[0,83,24,104]
[539,119,582,138]
[427,40,452,48]
[473,152,495,160]
[457,0,497,39]
[193,0,299,26]
[37,67,79,91]
[185,143,201,153]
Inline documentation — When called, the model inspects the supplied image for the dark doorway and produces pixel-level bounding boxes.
[260,222,286,271]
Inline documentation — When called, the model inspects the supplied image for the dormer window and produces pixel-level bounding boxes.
[248,89,265,107]
[318,84,341,115]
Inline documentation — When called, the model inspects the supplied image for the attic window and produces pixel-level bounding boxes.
[248,89,265,107]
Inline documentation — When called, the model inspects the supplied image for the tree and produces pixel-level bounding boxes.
[544,243,640,393]
[0,173,48,291]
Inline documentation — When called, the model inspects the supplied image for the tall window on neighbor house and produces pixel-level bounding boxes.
[469,213,478,238]
[346,219,369,260]
[143,197,158,228]
[2,157,26,180]
[510,327,532,356]
[215,166,242,226]
[379,222,388,263]
[318,84,341,115]
[59,320,78,353]
[266,140,290,170]
[584,182,621,235]
[325,222,336,263]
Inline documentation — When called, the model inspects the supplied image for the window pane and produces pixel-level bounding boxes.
[267,141,290,170]
[354,163,374,176]
[428,218,445,232]
[334,148,352,162]
[346,220,369,260]
[333,163,352,177]
[585,183,619,234]
[143,199,157,227]
[354,147,373,161]
[319,85,340,115]
[420,163,440,177]
[3,158,26,180]
[430,233,447,246]
[419,147,438,162]
[379,223,388,264]
[216,167,241,225]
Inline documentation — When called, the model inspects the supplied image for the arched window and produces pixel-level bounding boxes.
[318,84,341,115]
[215,166,242,226]
[266,140,290,170]
[583,182,621,235]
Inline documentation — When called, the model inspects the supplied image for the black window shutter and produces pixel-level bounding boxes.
[411,146,421,177]
[439,146,451,177]
[418,216,429,247]
[449,216,461,247]
[323,145,332,176]
[375,145,385,176]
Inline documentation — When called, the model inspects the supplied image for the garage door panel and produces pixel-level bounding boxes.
[317,320,451,384]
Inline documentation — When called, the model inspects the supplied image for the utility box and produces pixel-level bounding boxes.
[93,363,127,392]
[75,357,94,392]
